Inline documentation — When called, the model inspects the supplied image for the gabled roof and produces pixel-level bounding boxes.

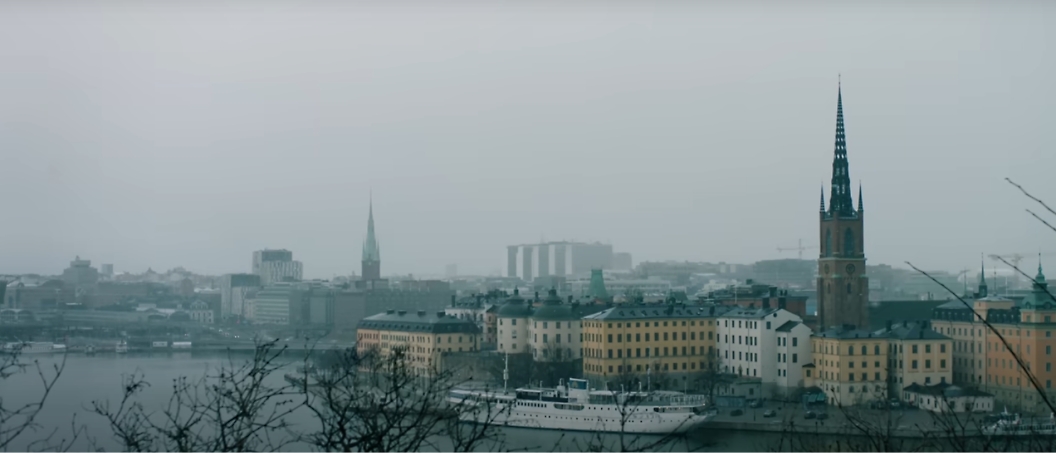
[775,320,801,333]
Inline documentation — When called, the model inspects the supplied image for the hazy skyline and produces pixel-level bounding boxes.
[1,3,1054,278]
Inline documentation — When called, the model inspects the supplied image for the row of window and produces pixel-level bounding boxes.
[588,361,704,374]
[588,331,714,343]
[586,320,715,329]
[588,345,714,359]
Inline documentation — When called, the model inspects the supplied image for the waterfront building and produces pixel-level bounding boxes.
[808,325,890,406]
[581,303,729,390]
[250,283,296,324]
[188,299,215,324]
[356,310,480,375]
[717,306,811,398]
[877,320,953,396]
[61,256,99,289]
[931,259,1056,413]
[817,81,869,331]
[902,382,994,413]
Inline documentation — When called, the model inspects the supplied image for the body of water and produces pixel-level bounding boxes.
[0,352,834,452]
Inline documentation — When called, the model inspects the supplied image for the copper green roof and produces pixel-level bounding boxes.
[496,288,533,318]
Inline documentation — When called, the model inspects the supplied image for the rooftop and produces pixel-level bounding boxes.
[583,303,731,321]
[358,310,480,334]
[814,324,883,339]
[875,321,949,341]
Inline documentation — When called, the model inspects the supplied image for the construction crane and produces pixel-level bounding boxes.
[777,239,818,260]
[987,252,1056,286]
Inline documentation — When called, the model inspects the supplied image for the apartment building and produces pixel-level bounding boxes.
[878,321,953,398]
[356,309,480,376]
[716,306,811,397]
[581,304,729,389]
[808,326,890,406]
[930,263,1056,413]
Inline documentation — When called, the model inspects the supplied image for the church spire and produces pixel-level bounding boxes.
[858,183,864,212]
[828,78,855,217]
[978,254,988,298]
[820,185,826,212]
[362,194,380,263]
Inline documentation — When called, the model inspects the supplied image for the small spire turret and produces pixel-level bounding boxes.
[858,183,864,212]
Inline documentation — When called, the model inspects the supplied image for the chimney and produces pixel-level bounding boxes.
[386,309,395,315]
[397,310,407,316]
[437,311,445,318]
[769,287,777,297]
[778,297,786,311]
[709,306,715,315]
[418,310,426,317]
[886,320,892,331]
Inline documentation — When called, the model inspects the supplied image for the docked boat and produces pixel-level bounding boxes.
[448,378,714,434]
[2,341,60,354]
[85,344,97,356]
[983,409,1056,436]
[115,341,129,354]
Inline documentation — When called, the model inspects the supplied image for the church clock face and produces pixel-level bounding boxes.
[846,264,856,275]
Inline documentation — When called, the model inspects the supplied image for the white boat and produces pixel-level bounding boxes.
[448,378,714,434]
[115,341,129,354]
[983,409,1056,436]
[85,344,97,355]
[2,341,58,354]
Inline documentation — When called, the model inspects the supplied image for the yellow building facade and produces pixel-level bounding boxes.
[356,309,481,375]
[581,304,728,389]
[808,326,890,406]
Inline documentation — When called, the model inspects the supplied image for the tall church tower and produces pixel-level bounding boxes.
[362,195,381,281]
[817,81,869,331]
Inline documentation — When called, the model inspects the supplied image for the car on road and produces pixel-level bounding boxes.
[730,409,744,416]
[763,410,776,418]
[749,400,763,408]
[804,411,817,419]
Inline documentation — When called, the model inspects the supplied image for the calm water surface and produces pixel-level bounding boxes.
[0,353,784,452]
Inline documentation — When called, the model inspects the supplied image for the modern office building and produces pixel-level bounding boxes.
[252,249,303,286]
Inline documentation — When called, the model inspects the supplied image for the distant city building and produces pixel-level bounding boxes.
[252,249,303,286]
[100,264,114,279]
[61,256,99,289]
[506,242,617,280]
[249,283,296,324]
[219,273,261,319]
[188,300,215,324]
[446,293,500,348]
[817,82,869,331]
[697,279,808,319]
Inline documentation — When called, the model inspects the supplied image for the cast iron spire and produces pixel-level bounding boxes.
[828,78,855,217]
[820,185,826,212]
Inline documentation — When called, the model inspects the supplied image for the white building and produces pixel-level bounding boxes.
[775,320,813,393]
[219,274,261,319]
[258,261,303,286]
[188,300,214,324]
[903,383,994,414]
[497,289,583,362]
[716,307,809,397]
[249,283,295,324]
[568,277,672,298]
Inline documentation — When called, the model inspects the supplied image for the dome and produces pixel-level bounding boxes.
[497,288,533,318]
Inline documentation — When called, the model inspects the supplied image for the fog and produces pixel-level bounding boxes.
[1,2,1053,278]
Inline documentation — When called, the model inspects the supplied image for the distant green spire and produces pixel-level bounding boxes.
[588,269,608,299]
[1037,254,1047,285]
[828,79,856,217]
[820,185,826,212]
[362,194,380,262]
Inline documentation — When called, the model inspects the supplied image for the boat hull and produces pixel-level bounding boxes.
[454,400,713,434]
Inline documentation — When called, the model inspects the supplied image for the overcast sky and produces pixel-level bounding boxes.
[0,2,1053,279]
